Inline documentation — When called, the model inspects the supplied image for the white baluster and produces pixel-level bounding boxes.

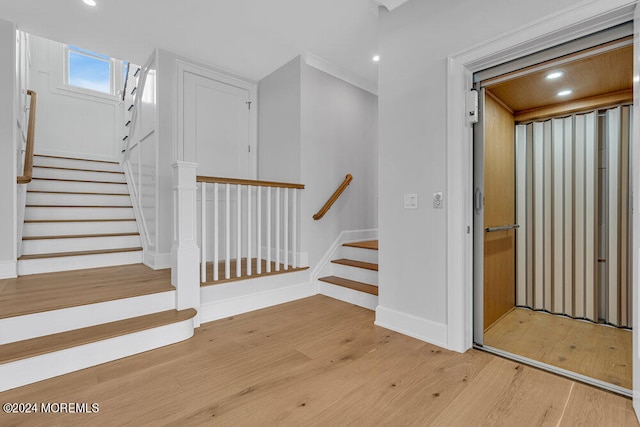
[225,183,230,279]
[284,188,288,270]
[276,187,280,271]
[247,185,252,276]
[257,186,262,274]
[236,184,242,278]
[292,189,297,269]
[213,183,219,281]
[201,182,207,282]
[267,187,272,273]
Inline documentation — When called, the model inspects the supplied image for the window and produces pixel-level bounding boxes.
[66,45,113,95]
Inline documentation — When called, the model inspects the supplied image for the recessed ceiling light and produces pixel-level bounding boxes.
[83,0,96,6]
[372,55,380,62]
[546,71,563,80]
[557,89,573,96]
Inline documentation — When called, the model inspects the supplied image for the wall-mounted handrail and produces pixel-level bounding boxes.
[17,90,37,185]
[313,174,352,220]
[197,175,305,189]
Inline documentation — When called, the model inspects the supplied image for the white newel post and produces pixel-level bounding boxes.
[171,161,200,326]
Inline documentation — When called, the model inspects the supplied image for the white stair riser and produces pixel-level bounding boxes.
[0,319,194,392]
[25,207,135,221]
[0,292,175,344]
[23,220,139,237]
[338,246,378,264]
[17,250,143,275]
[27,192,132,206]
[33,167,126,183]
[22,235,142,255]
[318,281,377,310]
[29,179,129,194]
[331,263,378,285]
[34,157,121,173]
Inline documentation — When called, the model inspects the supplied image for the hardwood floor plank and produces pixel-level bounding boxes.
[484,307,632,389]
[0,296,634,426]
[343,240,378,250]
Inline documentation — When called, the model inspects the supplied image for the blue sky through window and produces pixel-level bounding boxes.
[68,46,111,94]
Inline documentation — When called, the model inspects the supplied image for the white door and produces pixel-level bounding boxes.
[183,71,252,179]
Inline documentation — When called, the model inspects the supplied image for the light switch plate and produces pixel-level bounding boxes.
[404,193,418,209]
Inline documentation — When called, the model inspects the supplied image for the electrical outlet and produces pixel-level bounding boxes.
[433,192,443,209]
[403,193,418,209]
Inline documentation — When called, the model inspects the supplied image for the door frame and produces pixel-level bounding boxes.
[445,0,636,351]
[446,0,639,411]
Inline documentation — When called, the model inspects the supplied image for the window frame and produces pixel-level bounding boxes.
[62,44,119,100]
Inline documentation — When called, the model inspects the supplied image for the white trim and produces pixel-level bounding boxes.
[375,305,448,349]
[302,52,378,95]
[200,279,315,323]
[446,0,637,353]
[175,58,257,178]
[0,260,16,279]
[143,251,171,270]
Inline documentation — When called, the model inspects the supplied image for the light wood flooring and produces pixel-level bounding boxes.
[0,296,636,426]
[0,264,173,319]
[484,307,632,390]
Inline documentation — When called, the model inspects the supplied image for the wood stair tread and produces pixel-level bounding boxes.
[26,205,133,208]
[0,308,196,365]
[343,240,378,250]
[31,178,127,184]
[319,276,378,296]
[18,247,143,260]
[24,219,136,223]
[331,258,378,271]
[27,190,130,196]
[34,165,124,174]
[23,232,140,240]
[34,154,119,165]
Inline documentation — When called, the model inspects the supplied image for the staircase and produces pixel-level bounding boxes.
[318,239,378,310]
[18,154,143,275]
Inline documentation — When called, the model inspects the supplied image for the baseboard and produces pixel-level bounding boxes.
[375,305,448,349]
[0,260,17,279]
[143,251,171,270]
[200,280,315,324]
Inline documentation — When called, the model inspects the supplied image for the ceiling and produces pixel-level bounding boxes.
[484,42,633,113]
[0,0,383,92]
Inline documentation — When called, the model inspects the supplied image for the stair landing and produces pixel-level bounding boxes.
[0,264,173,319]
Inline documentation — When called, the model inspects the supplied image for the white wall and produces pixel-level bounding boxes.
[0,18,16,278]
[258,57,378,268]
[258,56,301,183]
[377,0,584,346]
[27,35,122,161]
[300,62,378,267]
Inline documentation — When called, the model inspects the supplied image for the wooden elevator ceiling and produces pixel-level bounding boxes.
[483,43,632,113]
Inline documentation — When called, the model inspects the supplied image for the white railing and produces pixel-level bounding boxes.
[197,176,304,284]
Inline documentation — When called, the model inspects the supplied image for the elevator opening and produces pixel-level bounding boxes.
[472,26,633,394]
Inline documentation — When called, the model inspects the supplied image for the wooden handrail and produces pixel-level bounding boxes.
[196,175,305,190]
[17,90,37,185]
[313,174,352,220]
